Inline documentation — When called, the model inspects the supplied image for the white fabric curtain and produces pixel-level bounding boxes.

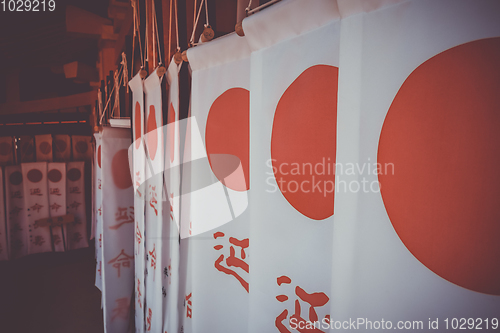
[99,1,500,332]
[129,72,147,333]
[5,165,28,259]
[331,0,500,323]
[143,69,165,333]
[162,59,182,333]
[182,31,252,333]
[47,162,66,252]
[101,127,135,333]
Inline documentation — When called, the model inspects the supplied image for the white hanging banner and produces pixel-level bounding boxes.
[22,162,52,254]
[35,134,53,162]
[161,59,182,333]
[0,167,9,260]
[330,0,500,324]
[5,165,28,259]
[53,134,71,161]
[47,163,66,252]
[0,136,15,165]
[94,133,104,292]
[128,72,146,333]
[72,135,93,161]
[143,68,164,333]
[181,32,252,333]
[66,161,89,250]
[243,1,340,331]
[101,127,134,333]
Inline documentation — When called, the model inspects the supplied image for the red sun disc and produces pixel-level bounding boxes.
[271,65,338,220]
[378,38,500,295]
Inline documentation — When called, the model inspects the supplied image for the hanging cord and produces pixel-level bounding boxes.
[245,0,252,15]
[151,0,163,66]
[100,65,124,125]
[131,0,145,73]
[204,0,209,27]
[190,0,205,45]
[168,0,173,61]
[247,0,281,15]
[144,0,150,65]
[113,69,120,118]
[174,0,180,51]
[121,52,129,92]
[97,89,103,124]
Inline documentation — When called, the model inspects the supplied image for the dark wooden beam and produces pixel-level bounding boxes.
[0,91,96,115]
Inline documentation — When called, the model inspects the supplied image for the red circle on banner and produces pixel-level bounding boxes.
[48,169,62,183]
[168,103,176,163]
[112,149,132,189]
[206,88,250,191]
[9,171,22,185]
[135,101,142,149]
[27,169,43,183]
[147,105,158,161]
[75,140,89,154]
[378,38,500,295]
[67,168,81,182]
[271,65,338,220]
[0,142,11,156]
[39,141,52,154]
[55,139,67,153]
[97,145,102,169]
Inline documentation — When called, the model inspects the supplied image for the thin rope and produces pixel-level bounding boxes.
[145,0,149,63]
[247,0,281,15]
[245,0,252,14]
[168,0,173,61]
[174,0,180,50]
[204,0,209,27]
[190,0,205,45]
[152,0,163,65]
[131,0,136,77]
[193,0,197,32]
[100,65,124,125]
[132,0,144,69]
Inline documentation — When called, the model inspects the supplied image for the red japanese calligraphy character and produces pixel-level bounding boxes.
[50,202,62,212]
[69,201,81,210]
[146,308,152,331]
[110,206,134,230]
[49,188,62,196]
[135,172,142,197]
[69,186,81,194]
[34,236,45,246]
[11,191,22,199]
[149,185,158,216]
[9,206,22,217]
[111,297,130,322]
[275,276,330,333]
[30,188,42,196]
[136,224,142,246]
[213,232,249,292]
[72,232,83,243]
[185,293,192,318]
[108,249,133,278]
[149,244,157,280]
[137,279,142,308]
[53,235,62,245]
[30,203,43,213]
